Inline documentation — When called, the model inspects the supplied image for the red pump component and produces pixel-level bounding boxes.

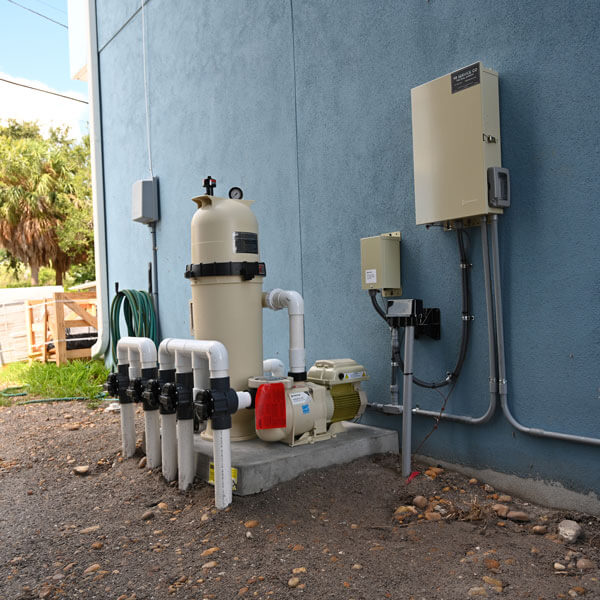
[255,382,286,430]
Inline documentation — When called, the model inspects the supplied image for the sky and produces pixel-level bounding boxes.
[0,0,89,137]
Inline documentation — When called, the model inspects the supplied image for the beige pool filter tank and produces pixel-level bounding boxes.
[186,193,265,441]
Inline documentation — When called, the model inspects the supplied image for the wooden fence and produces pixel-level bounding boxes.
[25,292,97,365]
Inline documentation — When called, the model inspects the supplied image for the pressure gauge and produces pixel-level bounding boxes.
[228,187,244,200]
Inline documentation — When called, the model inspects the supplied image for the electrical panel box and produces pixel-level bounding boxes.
[360,232,401,297]
[411,62,503,226]
[132,177,159,224]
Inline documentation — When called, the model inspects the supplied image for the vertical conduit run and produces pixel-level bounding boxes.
[401,325,415,478]
[490,216,600,447]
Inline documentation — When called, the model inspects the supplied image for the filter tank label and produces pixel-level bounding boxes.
[233,231,258,254]
[208,463,238,491]
[451,62,480,93]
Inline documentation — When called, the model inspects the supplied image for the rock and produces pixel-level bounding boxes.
[138,457,147,469]
[141,510,155,521]
[66,424,80,431]
[424,511,442,521]
[200,547,219,557]
[482,575,503,591]
[469,478,478,485]
[91,542,103,550]
[292,567,307,574]
[351,564,362,570]
[83,563,101,575]
[492,504,510,518]
[576,558,596,570]
[80,525,100,534]
[202,561,218,569]
[424,469,439,479]
[468,586,488,597]
[429,467,444,475]
[497,495,512,503]
[507,510,530,522]
[394,505,418,516]
[292,544,304,551]
[38,585,53,599]
[558,520,582,543]
[554,562,567,571]
[412,496,428,510]
[73,465,89,476]
[569,587,586,597]
[157,502,168,511]
[63,562,76,572]
[483,484,495,493]
[532,525,547,535]
[288,577,300,588]
[244,520,259,528]
[245,531,253,539]
[483,558,500,571]
[238,587,248,596]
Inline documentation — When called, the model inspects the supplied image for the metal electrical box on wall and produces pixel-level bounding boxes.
[411,62,503,226]
[132,177,159,224]
[360,232,402,297]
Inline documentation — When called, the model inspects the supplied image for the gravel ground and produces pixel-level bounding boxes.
[0,401,599,600]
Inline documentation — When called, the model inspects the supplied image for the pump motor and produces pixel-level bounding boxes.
[252,359,368,446]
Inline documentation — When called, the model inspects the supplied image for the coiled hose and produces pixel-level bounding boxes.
[110,289,158,365]
[370,227,471,389]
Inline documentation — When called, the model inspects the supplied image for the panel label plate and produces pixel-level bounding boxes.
[451,62,480,93]
[365,269,377,284]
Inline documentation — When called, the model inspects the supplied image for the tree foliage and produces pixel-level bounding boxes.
[0,120,94,286]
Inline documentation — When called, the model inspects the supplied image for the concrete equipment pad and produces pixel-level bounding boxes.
[194,423,399,496]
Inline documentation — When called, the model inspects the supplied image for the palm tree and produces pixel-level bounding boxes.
[0,121,92,286]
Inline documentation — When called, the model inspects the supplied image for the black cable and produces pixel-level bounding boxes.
[369,227,472,389]
[0,77,88,104]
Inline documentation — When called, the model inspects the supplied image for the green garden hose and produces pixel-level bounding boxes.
[110,289,158,364]
[0,385,29,397]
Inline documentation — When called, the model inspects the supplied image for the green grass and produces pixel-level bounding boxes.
[0,360,109,408]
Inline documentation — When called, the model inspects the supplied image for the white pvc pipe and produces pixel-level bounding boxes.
[120,402,137,458]
[144,409,161,468]
[236,390,252,410]
[263,358,285,377]
[263,289,306,373]
[117,336,157,369]
[213,428,232,509]
[161,413,178,482]
[177,418,195,491]
[158,338,228,379]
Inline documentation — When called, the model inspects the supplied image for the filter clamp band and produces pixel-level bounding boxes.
[184,261,266,281]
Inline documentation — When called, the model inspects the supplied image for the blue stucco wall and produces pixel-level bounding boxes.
[96,0,600,495]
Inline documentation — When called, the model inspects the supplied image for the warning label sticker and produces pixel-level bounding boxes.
[343,371,365,380]
[365,269,377,284]
[209,463,238,492]
[451,62,480,94]
[290,391,310,405]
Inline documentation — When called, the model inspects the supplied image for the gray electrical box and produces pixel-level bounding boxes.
[132,177,159,224]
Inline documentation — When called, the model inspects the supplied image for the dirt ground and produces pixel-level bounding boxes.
[0,401,598,600]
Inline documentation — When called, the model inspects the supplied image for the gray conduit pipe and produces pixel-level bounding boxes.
[490,215,600,447]
[370,218,498,425]
[401,325,415,478]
